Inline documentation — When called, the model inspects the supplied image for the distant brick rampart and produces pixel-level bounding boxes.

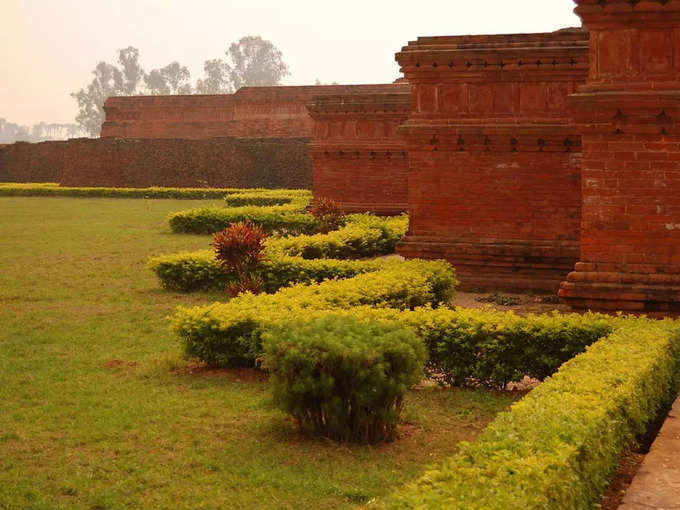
[59,137,311,188]
[101,85,400,139]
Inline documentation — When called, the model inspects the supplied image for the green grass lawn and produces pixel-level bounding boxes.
[0,196,519,510]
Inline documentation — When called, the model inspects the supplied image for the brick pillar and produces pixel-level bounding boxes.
[559,0,680,313]
[395,29,589,292]
[306,87,410,215]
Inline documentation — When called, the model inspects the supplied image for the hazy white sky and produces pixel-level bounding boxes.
[0,0,580,126]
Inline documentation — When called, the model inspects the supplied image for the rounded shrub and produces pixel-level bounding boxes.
[262,315,426,443]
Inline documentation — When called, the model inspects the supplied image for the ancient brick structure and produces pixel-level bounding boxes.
[559,0,680,313]
[395,29,589,291]
[101,95,236,139]
[59,137,311,189]
[306,85,410,214]
[101,85,398,140]
[0,140,68,183]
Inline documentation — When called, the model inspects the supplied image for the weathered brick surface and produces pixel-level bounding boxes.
[307,87,410,214]
[59,137,311,189]
[559,0,680,313]
[395,29,589,291]
[101,85,399,139]
[0,140,68,183]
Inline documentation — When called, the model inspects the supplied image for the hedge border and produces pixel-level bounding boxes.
[380,319,680,509]
[0,183,310,200]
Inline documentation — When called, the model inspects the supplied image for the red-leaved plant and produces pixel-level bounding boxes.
[308,197,345,234]
[211,221,269,297]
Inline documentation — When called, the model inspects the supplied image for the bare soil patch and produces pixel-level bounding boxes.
[599,450,645,510]
[102,359,139,369]
[177,363,268,383]
[453,291,570,315]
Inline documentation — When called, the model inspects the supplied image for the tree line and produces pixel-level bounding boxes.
[72,36,290,136]
[0,120,85,144]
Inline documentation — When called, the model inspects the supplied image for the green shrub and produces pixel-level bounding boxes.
[170,259,456,367]
[262,316,426,443]
[167,205,318,235]
[0,183,308,199]
[381,320,680,509]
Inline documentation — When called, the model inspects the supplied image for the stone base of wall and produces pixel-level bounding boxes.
[0,140,68,182]
[398,236,579,292]
[59,137,311,188]
[560,263,680,314]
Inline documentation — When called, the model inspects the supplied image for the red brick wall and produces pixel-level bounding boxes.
[307,87,410,214]
[559,0,680,314]
[101,85,400,139]
[395,29,589,291]
[0,140,67,183]
[59,137,311,188]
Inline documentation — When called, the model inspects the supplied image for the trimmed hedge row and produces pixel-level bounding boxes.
[224,189,311,207]
[271,214,408,259]
[170,259,457,367]
[292,307,615,390]
[148,249,384,293]
[0,183,310,199]
[149,214,409,291]
[167,204,317,235]
[381,320,680,509]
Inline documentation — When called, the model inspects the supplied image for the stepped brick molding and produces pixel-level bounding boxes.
[59,137,311,188]
[395,29,589,291]
[560,0,680,313]
[101,84,399,140]
[306,86,410,214]
[0,140,67,183]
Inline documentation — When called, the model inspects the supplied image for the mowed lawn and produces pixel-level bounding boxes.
[0,196,518,510]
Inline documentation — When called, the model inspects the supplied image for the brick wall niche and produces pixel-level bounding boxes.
[395,29,589,292]
[307,86,410,214]
[560,0,680,313]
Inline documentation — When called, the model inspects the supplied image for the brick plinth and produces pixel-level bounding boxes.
[101,85,400,140]
[559,0,680,313]
[395,29,589,291]
[306,87,410,214]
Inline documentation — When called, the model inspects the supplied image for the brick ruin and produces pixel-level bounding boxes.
[306,86,410,214]
[59,137,311,189]
[559,0,680,314]
[394,29,589,291]
[101,84,400,139]
[3,0,680,312]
